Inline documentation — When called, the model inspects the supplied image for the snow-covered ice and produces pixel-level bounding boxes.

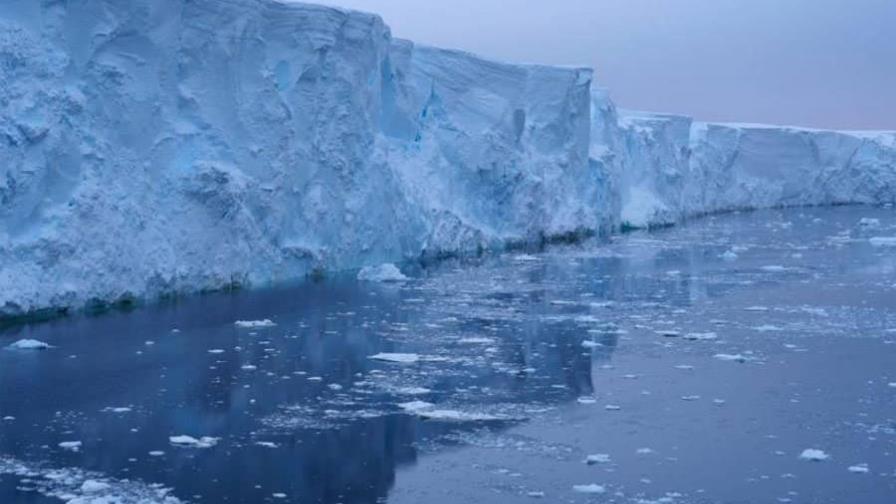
[799,449,830,462]
[369,353,420,364]
[6,339,51,350]
[357,264,409,282]
[234,319,277,329]
[572,483,606,494]
[1,0,894,320]
[169,435,220,449]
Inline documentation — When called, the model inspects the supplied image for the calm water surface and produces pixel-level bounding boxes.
[1,207,895,503]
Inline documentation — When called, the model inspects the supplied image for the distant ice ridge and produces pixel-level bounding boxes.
[1,0,894,319]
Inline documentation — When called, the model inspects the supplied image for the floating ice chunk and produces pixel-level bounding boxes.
[169,435,219,448]
[745,306,769,312]
[761,265,788,272]
[577,397,597,405]
[604,404,621,411]
[272,493,287,499]
[753,324,783,332]
[582,340,603,348]
[241,364,258,370]
[458,337,495,344]
[684,332,718,341]
[398,401,505,421]
[80,479,111,493]
[869,237,896,247]
[681,395,701,401]
[398,400,434,412]
[208,349,225,354]
[148,451,165,456]
[255,442,279,449]
[369,353,419,364]
[357,264,408,282]
[7,339,52,350]
[636,447,654,455]
[720,250,739,261]
[859,218,881,228]
[573,484,606,494]
[847,463,869,473]
[395,386,432,395]
[799,449,830,462]
[234,319,276,328]
[714,353,748,363]
[59,441,82,452]
[889,382,896,388]
[585,454,611,465]
[513,254,540,262]
[657,330,681,338]
[101,407,132,414]
[526,491,545,498]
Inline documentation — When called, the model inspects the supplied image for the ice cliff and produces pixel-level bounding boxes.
[1,0,894,319]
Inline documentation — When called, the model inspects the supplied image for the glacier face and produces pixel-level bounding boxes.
[0,0,894,319]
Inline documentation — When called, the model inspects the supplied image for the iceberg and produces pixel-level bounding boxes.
[0,0,894,320]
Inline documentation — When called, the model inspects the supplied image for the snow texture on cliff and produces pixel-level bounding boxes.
[1,0,894,318]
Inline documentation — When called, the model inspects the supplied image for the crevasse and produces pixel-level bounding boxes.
[1,0,894,318]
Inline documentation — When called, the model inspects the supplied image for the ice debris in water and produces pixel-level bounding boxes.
[234,319,276,328]
[585,454,611,465]
[714,353,748,363]
[398,401,506,422]
[720,249,739,261]
[59,441,82,452]
[869,236,896,247]
[357,264,409,282]
[685,332,718,341]
[369,352,420,364]
[7,339,52,350]
[572,484,606,494]
[859,218,881,228]
[847,463,869,473]
[169,435,220,448]
[799,449,830,462]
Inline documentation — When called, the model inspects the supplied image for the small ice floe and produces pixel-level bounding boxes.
[680,395,701,401]
[847,463,869,474]
[889,382,896,388]
[234,319,276,329]
[577,397,597,405]
[745,306,769,312]
[241,364,258,371]
[101,407,132,414]
[761,265,788,272]
[604,404,621,411]
[869,237,896,247]
[720,249,739,261]
[398,401,505,422]
[798,449,830,462]
[255,441,279,449]
[207,349,225,354]
[80,480,111,493]
[357,263,408,282]
[169,435,219,448]
[395,386,432,395]
[526,491,545,498]
[513,254,540,262]
[572,484,606,494]
[753,324,783,332]
[2,416,14,421]
[59,441,82,452]
[684,332,718,341]
[674,364,694,370]
[585,454,611,465]
[859,218,881,228]
[657,330,681,338]
[148,451,165,457]
[272,493,288,499]
[369,353,419,364]
[714,353,749,363]
[458,337,495,344]
[6,339,52,350]
[636,448,654,455]
[581,340,603,349]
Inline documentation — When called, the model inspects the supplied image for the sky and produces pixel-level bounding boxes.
[316,0,896,130]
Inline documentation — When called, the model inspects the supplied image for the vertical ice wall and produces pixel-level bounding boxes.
[0,0,894,319]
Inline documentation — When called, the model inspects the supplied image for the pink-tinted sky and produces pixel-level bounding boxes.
[317,0,896,130]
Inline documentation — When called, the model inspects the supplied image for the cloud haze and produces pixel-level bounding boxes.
[316,0,896,130]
